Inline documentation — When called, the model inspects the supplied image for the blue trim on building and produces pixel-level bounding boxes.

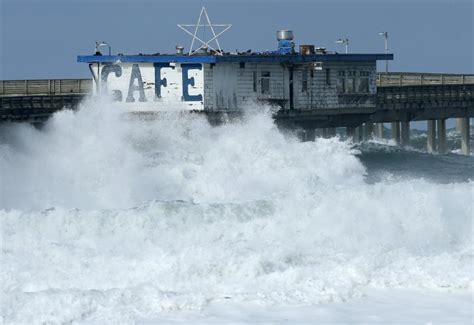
[78,55,218,63]
[78,53,393,64]
[217,54,393,63]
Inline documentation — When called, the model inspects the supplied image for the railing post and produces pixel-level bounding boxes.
[399,74,402,86]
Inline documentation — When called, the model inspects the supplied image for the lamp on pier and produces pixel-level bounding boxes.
[95,41,111,56]
[378,32,389,73]
[335,38,349,54]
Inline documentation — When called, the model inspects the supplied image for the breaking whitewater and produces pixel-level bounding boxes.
[1,98,473,324]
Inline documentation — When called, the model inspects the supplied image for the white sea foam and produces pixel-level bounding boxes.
[0,98,473,323]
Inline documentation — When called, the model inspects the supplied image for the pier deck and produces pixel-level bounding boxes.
[1,73,473,124]
[1,73,473,153]
[0,79,91,122]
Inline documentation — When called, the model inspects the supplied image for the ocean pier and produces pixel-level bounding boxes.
[0,79,90,122]
[3,23,472,154]
[278,72,473,154]
[1,72,473,154]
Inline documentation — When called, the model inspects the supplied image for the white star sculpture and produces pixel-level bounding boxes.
[178,7,232,56]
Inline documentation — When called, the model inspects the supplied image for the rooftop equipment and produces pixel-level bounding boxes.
[277,30,294,41]
[277,30,295,55]
[299,45,315,55]
[315,47,327,54]
[176,45,184,55]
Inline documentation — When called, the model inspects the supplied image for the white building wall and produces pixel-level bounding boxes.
[92,60,377,112]
[95,62,204,111]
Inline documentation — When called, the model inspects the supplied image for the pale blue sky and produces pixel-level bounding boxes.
[1,0,473,79]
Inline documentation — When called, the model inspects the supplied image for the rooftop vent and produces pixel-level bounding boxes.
[176,45,184,55]
[277,30,295,55]
[277,30,294,41]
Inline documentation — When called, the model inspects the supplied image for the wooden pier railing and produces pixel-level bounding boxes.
[1,73,472,96]
[377,72,474,87]
[0,79,92,96]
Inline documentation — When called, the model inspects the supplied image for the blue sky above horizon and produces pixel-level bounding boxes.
[1,0,472,80]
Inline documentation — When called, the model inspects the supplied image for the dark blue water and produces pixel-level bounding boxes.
[357,143,474,184]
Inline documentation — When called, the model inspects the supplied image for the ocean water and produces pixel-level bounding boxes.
[0,98,473,324]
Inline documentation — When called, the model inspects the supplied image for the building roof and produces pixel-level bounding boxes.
[77,53,393,64]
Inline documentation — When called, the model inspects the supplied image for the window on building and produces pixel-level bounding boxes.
[253,71,257,92]
[358,71,369,93]
[261,71,270,94]
[326,68,331,85]
[346,78,356,93]
[337,70,345,93]
[342,71,356,93]
[302,69,308,92]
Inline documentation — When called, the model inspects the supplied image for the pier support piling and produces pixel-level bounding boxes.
[364,123,374,140]
[400,122,410,147]
[346,127,355,140]
[456,118,463,132]
[324,128,336,138]
[437,119,447,154]
[355,126,364,142]
[427,120,436,153]
[304,128,316,142]
[375,123,384,139]
[460,118,471,155]
[391,122,401,145]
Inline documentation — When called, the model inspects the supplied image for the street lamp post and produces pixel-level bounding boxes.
[93,41,111,92]
[335,38,349,54]
[378,32,389,73]
[95,41,111,56]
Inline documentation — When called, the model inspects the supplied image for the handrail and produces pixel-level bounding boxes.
[376,84,474,103]
[377,72,474,86]
[1,73,473,96]
[0,79,92,96]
